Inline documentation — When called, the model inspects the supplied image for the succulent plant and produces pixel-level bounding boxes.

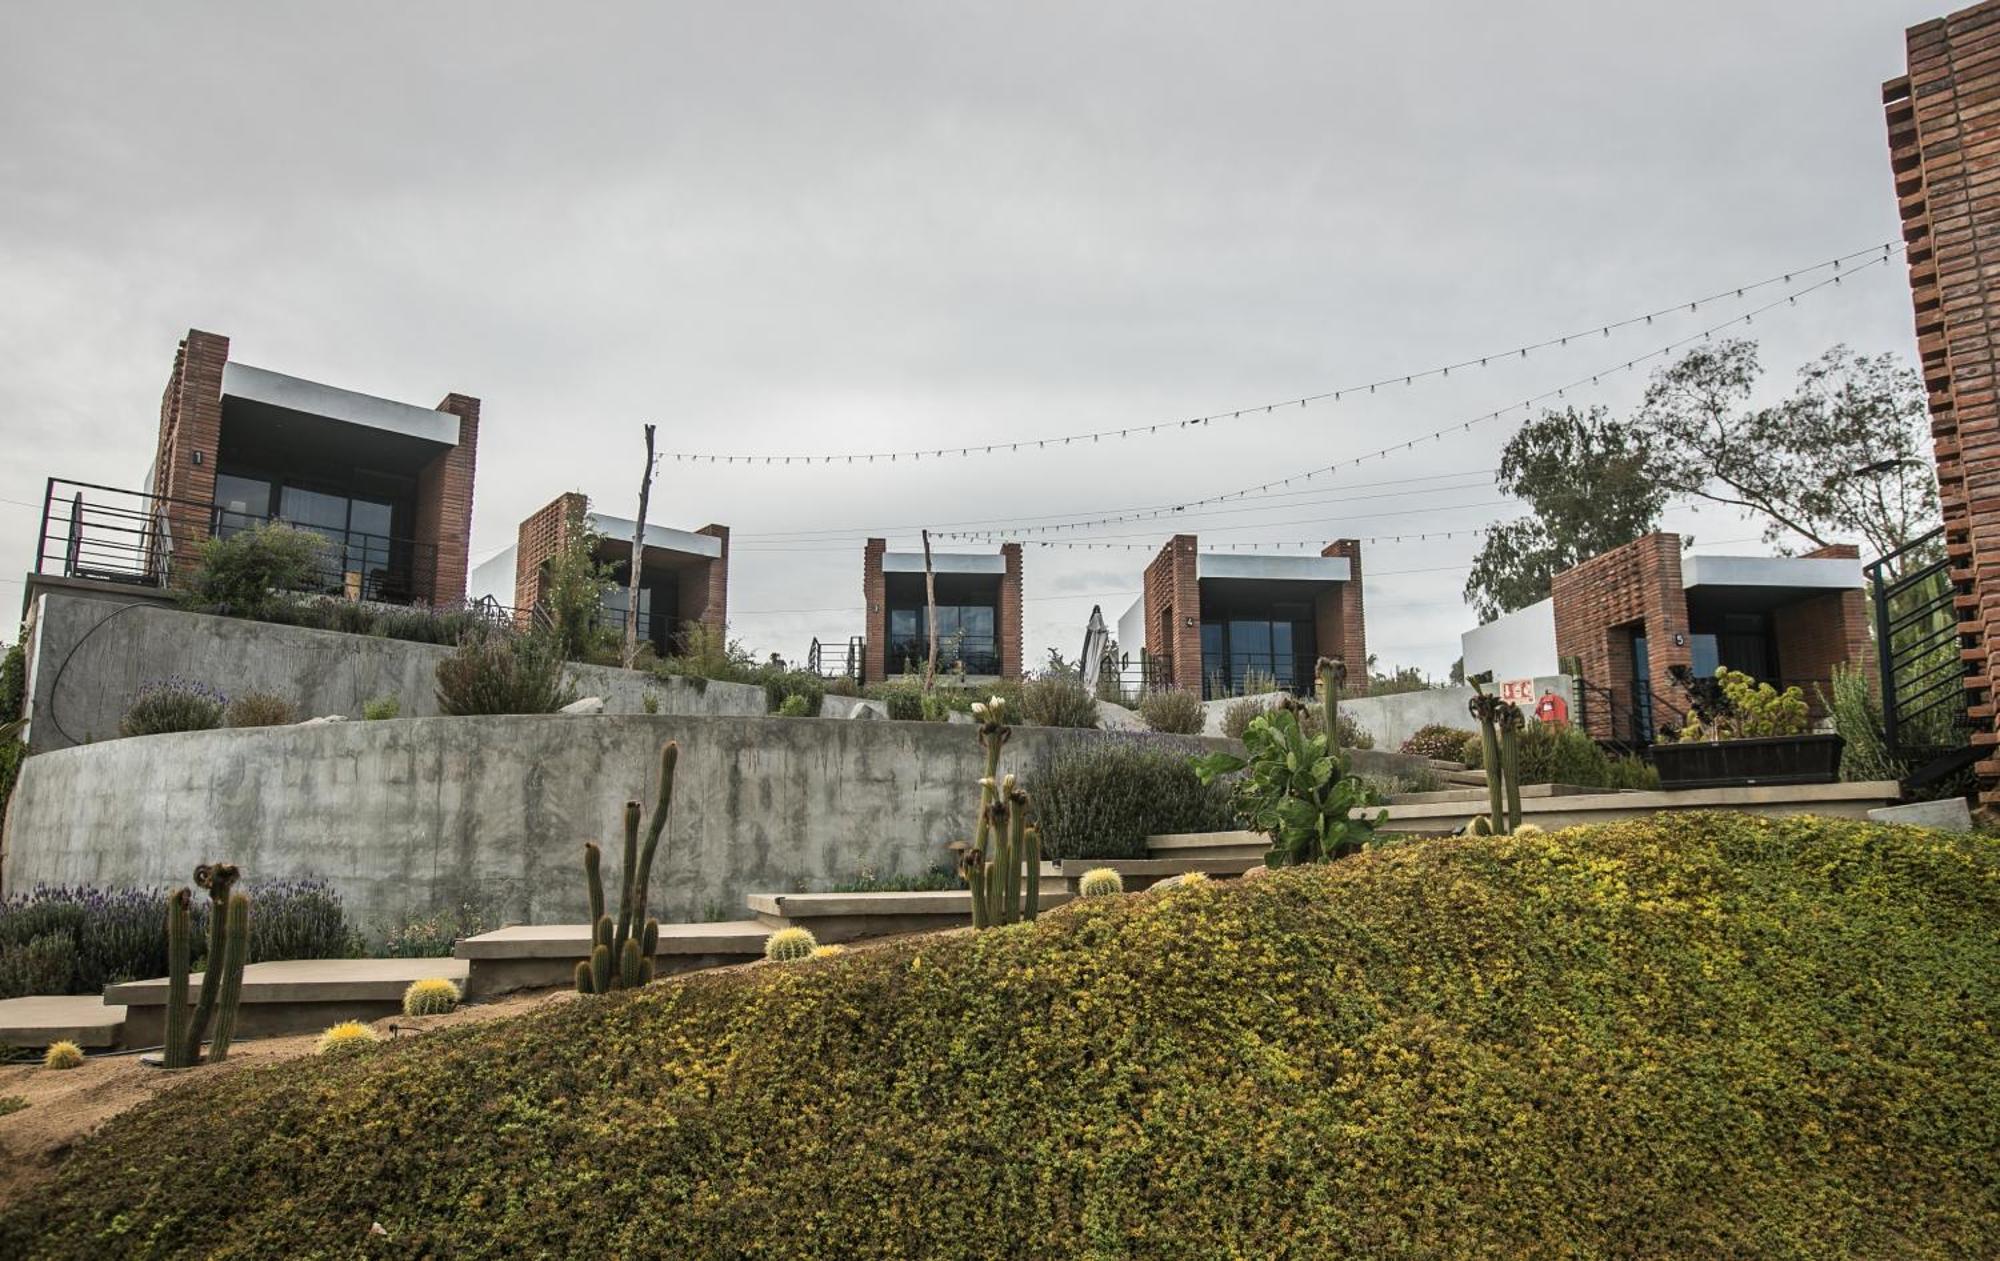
[1078,868,1124,897]
[956,707,1042,929]
[402,977,462,1017]
[316,1020,379,1056]
[42,1040,84,1070]
[576,741,678,995]
[809,944,848,960]
[1464,677,1523,837]
[765,927,819,962]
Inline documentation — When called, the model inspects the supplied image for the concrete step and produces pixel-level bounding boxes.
[1427,759,1469,772]
[1055,857,1261,891]
[746,884,1074,943]
[1443,769,1488,786]
[1385,783,1601,807]
[1146,830,1270,862]
[455,920,772,997]
[105,957,471,1048]
[1379,780,1902,835]
[0,994,127,1050]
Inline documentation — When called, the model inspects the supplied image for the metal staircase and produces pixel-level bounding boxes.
[1868,528,1978,790]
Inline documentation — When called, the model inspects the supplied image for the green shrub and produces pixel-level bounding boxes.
[825,676,859,698]
[0,635,25,722]
[1675,667,1811,741]
[823,867,960,894]
[224,690,297,728]
[179,521,328,616]
[1400,723,1478,761]
[1138,687,1205,735]
[0,1096,25,1118]
[1219,697,1267,740]
[777,693,810,717]
[361,695,401,721]
[0,733,23,850]
[1194,705,1383,865]
[656,623,760,686]
[9,814,1995,1258]
[118,678,225,737]
[1028,735,1236,861]
[379,903,491,959]
[257,596,499,646]
[765,670,825,717]
[0,932,73,1000]
[1018,669,1098,729]
[435,635,576,715]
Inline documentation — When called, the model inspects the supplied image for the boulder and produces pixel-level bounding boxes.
[559,697,606,715]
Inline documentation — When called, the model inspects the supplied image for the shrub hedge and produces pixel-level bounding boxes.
[6,813,1995,1259]
[1028,735,1237,860]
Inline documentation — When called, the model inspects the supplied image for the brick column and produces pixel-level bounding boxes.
[514,491,587,616]
[412,393,480,606]
[1317,539,1367,693]
[1774,544,1872,703]
[998,543,1024,680]
[1551,533,1691,741]
[694,524,730,642]
[1886,7,2000,798]
[150,329,229,585]
[862,538,887,684]
[1142,535,1201,690]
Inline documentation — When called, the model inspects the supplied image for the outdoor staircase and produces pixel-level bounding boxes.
[1426,758,1488,788]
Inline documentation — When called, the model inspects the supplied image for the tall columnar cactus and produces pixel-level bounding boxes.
[576,740,680,994]
[205,891,250,1063]
[957,699,1040,928]
[1464,676,1520,836]
[183,863,240,1066]
[1318,656,1346,751]
[163,888,194,1069]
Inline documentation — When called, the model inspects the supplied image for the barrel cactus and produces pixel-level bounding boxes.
[810,944,848,960]
[42,1040,84,1070]
[764,927,818,962]
[316,1020,380,1056]
[402,977,462,1017]
[1078,868,1124,897]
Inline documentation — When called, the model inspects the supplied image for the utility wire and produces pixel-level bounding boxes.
[666,242,1897,466]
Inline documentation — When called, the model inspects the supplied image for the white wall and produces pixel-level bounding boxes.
[468,546,518,607]
[1461,598,1558,680]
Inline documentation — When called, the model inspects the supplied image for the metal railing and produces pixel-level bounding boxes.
[807,636,865,680]
[1867,527,1976,785]
[1199,652,1321,701]
[886,634,1001,677]
[33,477,439,606]
[1094,652,1175,705]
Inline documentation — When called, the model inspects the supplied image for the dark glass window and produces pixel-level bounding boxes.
[886,603,999,674]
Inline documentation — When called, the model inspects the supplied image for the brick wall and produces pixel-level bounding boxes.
[683,524,730,643]
[1141,535,1202,689]
[150,329,229,582]
[862,538,888,684]
[1551,533,1692,741]
[999,542,1024,680]
[514,492,588,615]
[1315,539,1368,693]
[414,392,480,606]
[1775,544,1872,693]
[1887,2,2000,799]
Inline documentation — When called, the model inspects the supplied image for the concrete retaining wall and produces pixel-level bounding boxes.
[21,591,765,752]
[1341,676,1576,752]
[1,713,1229,938]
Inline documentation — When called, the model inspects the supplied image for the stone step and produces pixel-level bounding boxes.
[0,994,127,1050]
[1378,780,1902,835]
[746,884,1073,943]
[1385,783,1601,806]
[1443,769,1488,786]
[1146,830,1270,862]
[455,920,772,997]
[1427,759,1469,772]
[1055,857,1261,891]
[105,957,471,1048]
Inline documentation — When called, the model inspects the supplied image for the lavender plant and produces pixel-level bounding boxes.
[119,677,227,737]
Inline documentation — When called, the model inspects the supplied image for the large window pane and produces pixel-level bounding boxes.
[212,474,270,539]
[961,605,994,640]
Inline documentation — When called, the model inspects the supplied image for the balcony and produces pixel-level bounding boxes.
[32,477,440,607]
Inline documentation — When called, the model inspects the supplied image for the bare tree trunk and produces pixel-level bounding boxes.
[623,423,657,669]
[922,528,939,693]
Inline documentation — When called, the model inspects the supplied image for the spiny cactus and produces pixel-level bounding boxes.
[810,944,848,960]
[42,1040,84,1070]
[576,741,679,995]
[1318,656,1346,752]
[956,699,1042,928]
[765,926,818,961]
[402,977,462,1017]
[205,892,250,1063]
[316,1020,379,1056]
[162,865,251,1068]
[1159,871,1210,890]
[1078,868,1124,897]
[1464,676,1523,837]
[163,888,193,1068]
[1512,823,1546,838]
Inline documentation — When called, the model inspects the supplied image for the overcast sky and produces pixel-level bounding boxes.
[0,1,1946,676]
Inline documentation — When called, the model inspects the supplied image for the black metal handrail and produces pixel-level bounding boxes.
[33,477,440,606]
[887,633,1001,677]
[1200,652,1320,701]
[1866,526,1973,782]
[807,636,865,680]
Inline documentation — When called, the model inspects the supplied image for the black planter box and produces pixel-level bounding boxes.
[1650,733,1845,790]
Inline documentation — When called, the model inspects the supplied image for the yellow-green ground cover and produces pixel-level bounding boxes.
[3,813,1995,1258]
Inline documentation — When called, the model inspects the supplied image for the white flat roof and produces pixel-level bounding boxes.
[1681,554,1863,591]
[221,362,461,446]
[1196,553,1351,583]
[587,513,723,559]
[883,552,1006,576]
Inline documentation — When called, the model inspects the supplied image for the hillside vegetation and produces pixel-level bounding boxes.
[4,813,1997,1258]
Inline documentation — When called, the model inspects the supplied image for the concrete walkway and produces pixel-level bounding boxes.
[0,995,128,1049]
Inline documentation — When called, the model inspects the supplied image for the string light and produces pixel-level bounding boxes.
[659,242,1897,465]
[934,250,1901,544]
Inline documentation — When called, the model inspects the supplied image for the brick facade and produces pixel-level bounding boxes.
[1774,544,1873,690]
[860,537,1021,683]
[1886,3,2000,799]
[146,328,479,605]
[685,524,730,641]
[514,492,727,646]
[1551,533,1691,741]
[1142,534,1203,688]
[1316,539,1367,690]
